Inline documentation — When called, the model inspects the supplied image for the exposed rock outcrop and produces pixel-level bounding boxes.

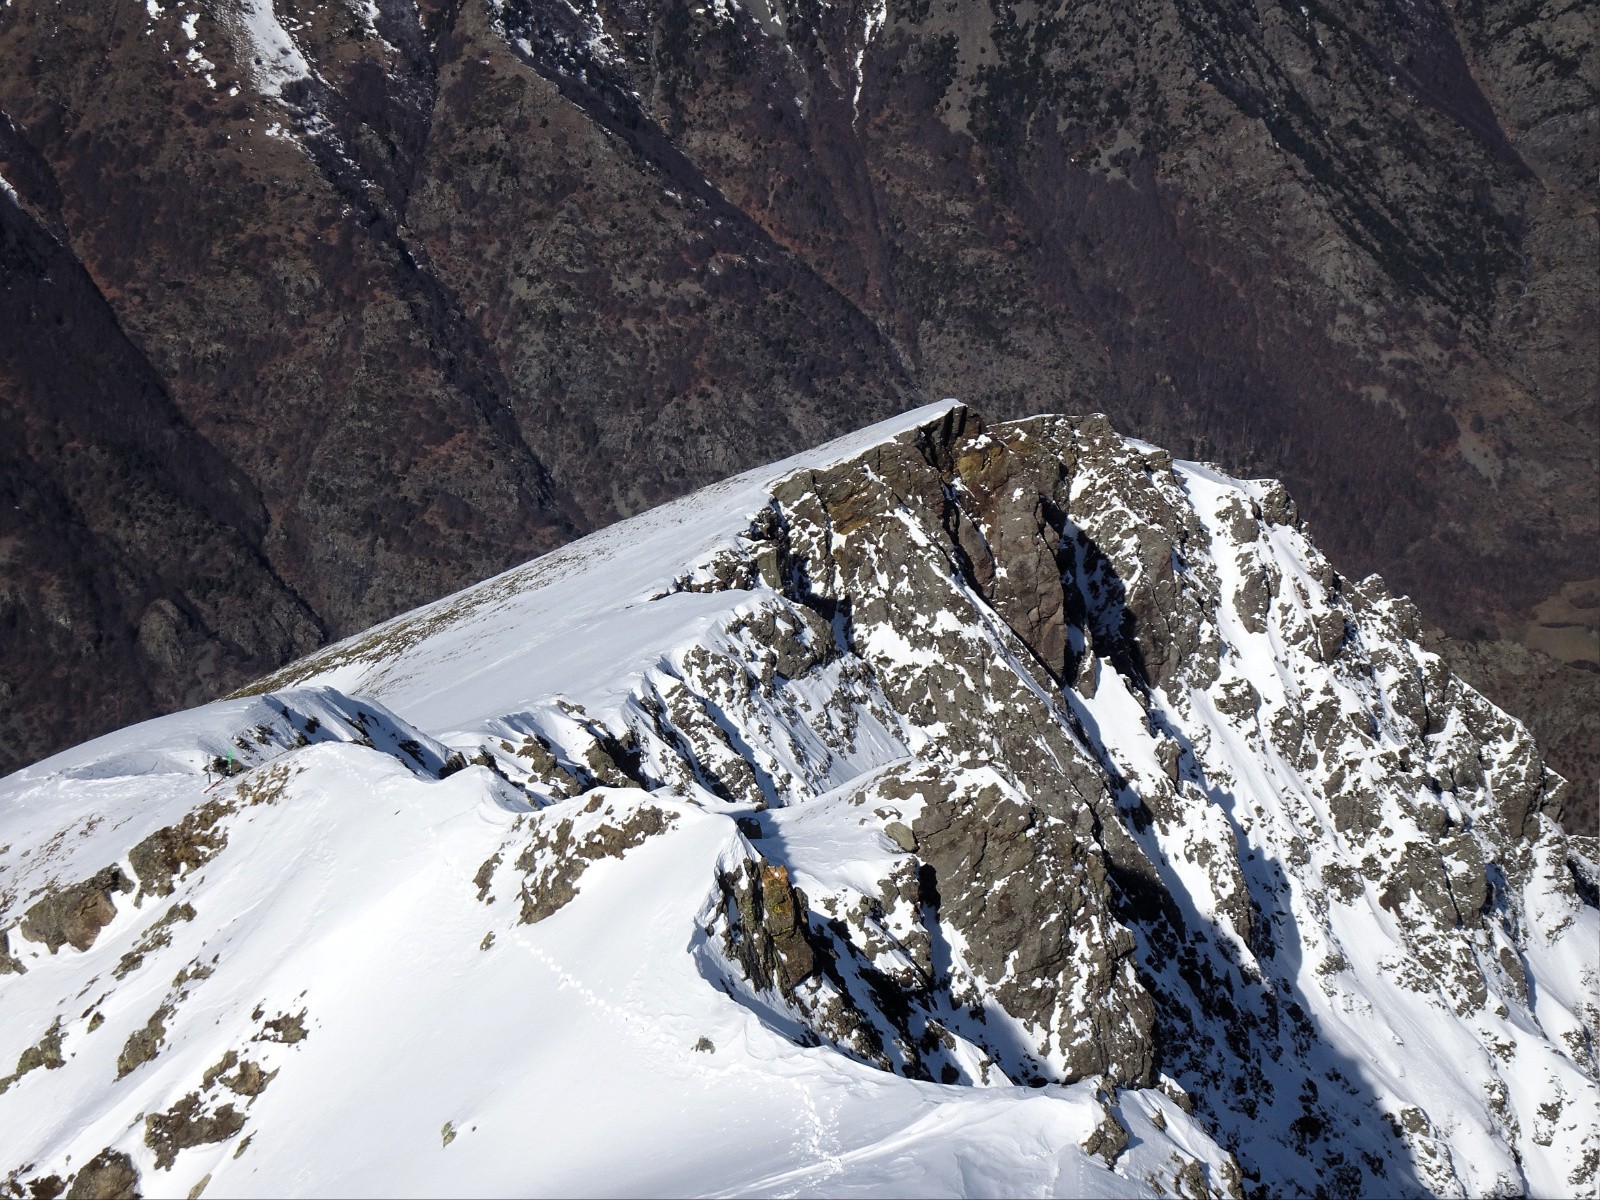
[19,868,133,954]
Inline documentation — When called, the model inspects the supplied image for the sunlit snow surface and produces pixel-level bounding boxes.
[1,402,1594,1198]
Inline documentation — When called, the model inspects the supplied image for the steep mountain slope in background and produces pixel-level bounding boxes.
[2,405,1595,1199]
[0,0,1594,825]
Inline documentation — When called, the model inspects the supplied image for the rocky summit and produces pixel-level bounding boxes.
[1,404,1594,1198]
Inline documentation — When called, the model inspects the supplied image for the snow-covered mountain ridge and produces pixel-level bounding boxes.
[2,403,1595,1198]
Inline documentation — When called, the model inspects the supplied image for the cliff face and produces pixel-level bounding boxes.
[1,405,1594,1198]
[0,0,1594,818]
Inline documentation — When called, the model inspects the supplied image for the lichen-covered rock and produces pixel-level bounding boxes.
[200,1051,275,1099]
[144,1093,246,1170]
[63,1150,139,1200]
[128,802,231,901]
[116,1003,173,1080]
[256,1011,308,1046]
[715,858,817,998]
[0,1018,64,1095]
[507,794,679,925]
[113,903,196,981]
[19,868,133,954]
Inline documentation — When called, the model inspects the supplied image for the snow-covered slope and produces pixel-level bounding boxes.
[2,404,1595,1199]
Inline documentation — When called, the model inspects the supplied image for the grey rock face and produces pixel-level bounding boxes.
[522,403,1587,1196]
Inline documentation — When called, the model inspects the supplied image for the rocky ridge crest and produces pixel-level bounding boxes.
[0,405,1595,1198]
